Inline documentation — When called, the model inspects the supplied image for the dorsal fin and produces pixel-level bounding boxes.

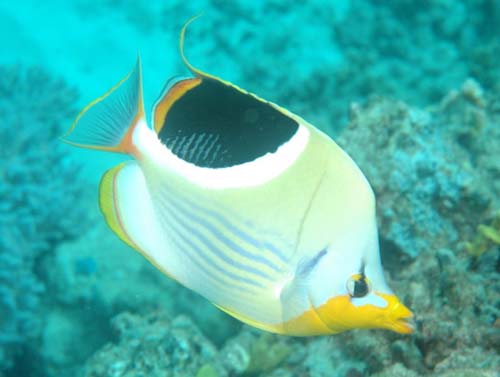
[179,14,237,86]
[62,57,144,154]
[152,15,207,134]
[151,16,300,169]
[179,14,206,77]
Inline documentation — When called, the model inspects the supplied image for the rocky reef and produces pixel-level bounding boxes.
[333,80,500,376]
[0,66,86,373]
[156,0,500,134]
[332,0,500,129]
[82,312,219,377]
[338,79,497,260]
[82,311,300,377]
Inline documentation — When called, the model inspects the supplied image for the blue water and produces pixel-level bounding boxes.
[1,1,499,376]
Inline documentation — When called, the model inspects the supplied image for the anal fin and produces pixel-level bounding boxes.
[99,162,139,250]
[98,161,174,279]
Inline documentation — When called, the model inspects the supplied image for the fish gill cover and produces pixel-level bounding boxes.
[0,0,499,376]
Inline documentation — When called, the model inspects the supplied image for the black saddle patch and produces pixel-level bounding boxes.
[157,78,299,168]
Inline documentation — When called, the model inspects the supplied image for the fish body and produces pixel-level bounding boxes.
[64,20,413,336]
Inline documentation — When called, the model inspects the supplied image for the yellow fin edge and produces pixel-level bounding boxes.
[180,14,205,76]
[179,15,285,104]
[99,162,176,280]
[62,57,144,154]
[213,303,288,335]
[98,163,139,250]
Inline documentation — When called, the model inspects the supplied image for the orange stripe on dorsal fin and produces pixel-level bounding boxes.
[152,15,224,135]
[152,77,202,134]
[61,57,145,155]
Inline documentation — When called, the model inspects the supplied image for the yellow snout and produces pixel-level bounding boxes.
[316,292,414,334]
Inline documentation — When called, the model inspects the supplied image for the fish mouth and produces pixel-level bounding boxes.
[309,292,415,335]
[377,292,415,334]
[388,314,415,334]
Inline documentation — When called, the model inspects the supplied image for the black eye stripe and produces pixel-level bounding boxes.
[346,273,370,298]
[360,262,366,275]
[353,278,369,298]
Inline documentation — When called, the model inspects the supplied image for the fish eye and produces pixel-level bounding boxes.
[346,274,370,298]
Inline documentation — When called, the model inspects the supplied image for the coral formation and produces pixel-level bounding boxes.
[83,311,303,377]
[337,79,498,260]
[332,0,500,128]
[82,312,221,377]
[244,333,291,374]
[219,330,298,376]
[195,363,219,377]
[465,211,500,257]
[332,80,500,375]
[0,65,85,372]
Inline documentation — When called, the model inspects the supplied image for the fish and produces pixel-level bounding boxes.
[63,18,414,336]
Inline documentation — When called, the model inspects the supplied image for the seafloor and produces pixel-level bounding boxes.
[0,1,499,376]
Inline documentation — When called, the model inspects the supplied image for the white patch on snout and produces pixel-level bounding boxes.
[350,293,388,308]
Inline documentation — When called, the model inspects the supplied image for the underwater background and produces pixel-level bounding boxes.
[0,0,499,376]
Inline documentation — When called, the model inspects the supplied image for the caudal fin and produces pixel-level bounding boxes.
[62,57,144,154]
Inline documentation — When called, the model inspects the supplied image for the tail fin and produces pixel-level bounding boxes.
[62,57,144,154]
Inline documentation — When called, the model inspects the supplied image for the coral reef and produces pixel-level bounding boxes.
[337,78,498,259]
[333,80,500,375]
[0,65,85,373]
[82,311,221,377]
[332,0,500,128]
[83,311,303,377]
[219,330,298,376]
[244,333,291,374]
[465,211,500,257]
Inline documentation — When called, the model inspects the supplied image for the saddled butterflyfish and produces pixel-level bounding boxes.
[63,19,413,336]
